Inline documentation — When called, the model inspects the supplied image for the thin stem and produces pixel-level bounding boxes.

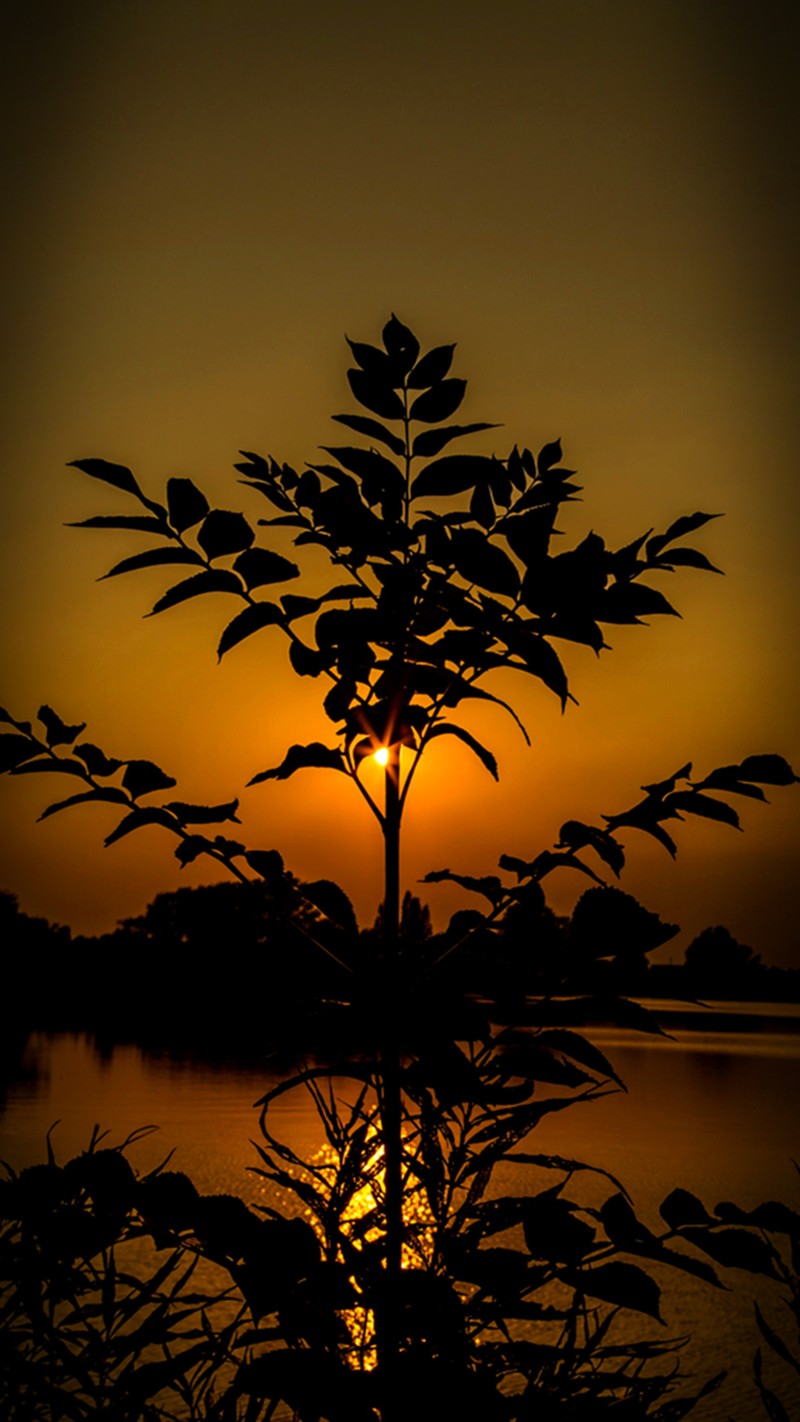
[376,741,403,1417]
[402,383,412,533]
[344,751,385,827]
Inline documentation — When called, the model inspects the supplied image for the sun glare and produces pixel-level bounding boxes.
[374,747,390,767]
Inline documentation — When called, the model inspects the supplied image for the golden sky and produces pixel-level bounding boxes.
[1,0,798,964]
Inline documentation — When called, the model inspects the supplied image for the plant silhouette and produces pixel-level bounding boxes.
[2,316,798,1420]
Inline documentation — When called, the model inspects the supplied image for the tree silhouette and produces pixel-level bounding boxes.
[2,316,798,1420]
[683,924,763,999]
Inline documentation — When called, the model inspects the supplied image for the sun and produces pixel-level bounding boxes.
[373,746,390,767]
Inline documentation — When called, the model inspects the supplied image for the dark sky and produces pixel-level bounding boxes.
[1,0,798,963]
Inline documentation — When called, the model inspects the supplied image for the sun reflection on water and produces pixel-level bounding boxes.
[301,1126,436,1370]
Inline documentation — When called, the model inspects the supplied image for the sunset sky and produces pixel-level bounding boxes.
[2,0,798,965]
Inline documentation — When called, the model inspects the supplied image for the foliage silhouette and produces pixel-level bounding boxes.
[2,315,798,1419]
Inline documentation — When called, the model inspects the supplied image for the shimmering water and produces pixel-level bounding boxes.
[2,1006,799,1421]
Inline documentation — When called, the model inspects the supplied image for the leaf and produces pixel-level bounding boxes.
[450,529,520,597]
[315,605,382,650]
[422,868,503,903]
[37,705,86,747]
[38,788,129,821]
[656,547,723,574]
[668,791,741,829]
[121,760,177,798]
[570,1261,663,1322]
[412,422,499,458]
[537,440,562,474]
[503,507,556,566]
[411,454,495,498]
[435,674,530,743]
[527,848,606,886]
[636,820,679,857]
[498,853,533,879]
[347,368,404,419]
[322,445,403,499]
[218,603,284,657]
[301,880,358,936]
[470,481,495,529]
[755,1302,800,1376]
[409,379,467,423]
[506,632,568,705]
[74,743,122,777]
[754,1349,792,1422]
[67,458,143,497]
[166,477,210,531]
[68,514,168,533]
[248,743,345,784]
[408,344,456,388]
[289,639,326,676]
[104,807,177,846]
[245,848,284,881]
[682,1226,778,1276]
[641,762,693,796]
[0,739,50,773]
[148,569,243,615]
[534,1029,625,1090]
[346,338,397,381]
[232,547,300,588]
[323,677,356,722]
[521,994,668,1036]
[426,723,498,779]
[714,1199,800,1234]
[125,1340,218,1403]
[174,834,213,866]
[211,833,245,859]
[282,594,321,621]
[382,313,420,373]
[694,765,766,800]
[522,1195,595,1263]
[599,582,679,622]
[9,756,87,779]
[736,754,798,786]
[557,821,625,876]
[242,478,294,512]
[660,1188,713,1230]
[647,511,722,559]
[330,412,405,456]
[197,509,255,558]
[495,1043,593,1089]
[164,799,240,824]
[100,546,204,579]
[321,583,374,603]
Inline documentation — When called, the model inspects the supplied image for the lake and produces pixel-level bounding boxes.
[2,1004,799,1421]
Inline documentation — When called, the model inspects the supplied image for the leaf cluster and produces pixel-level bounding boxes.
[61,317,726,810]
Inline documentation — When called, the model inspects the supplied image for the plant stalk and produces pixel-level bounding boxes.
[378,741,403,1417]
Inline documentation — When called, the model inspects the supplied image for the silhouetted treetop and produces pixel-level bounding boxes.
[60,316,724,789]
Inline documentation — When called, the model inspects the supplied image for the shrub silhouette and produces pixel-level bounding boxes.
[2,315,798,1420]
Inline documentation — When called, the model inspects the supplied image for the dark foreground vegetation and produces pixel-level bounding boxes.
[2,1101,799,1421]
[2,316,799,1418]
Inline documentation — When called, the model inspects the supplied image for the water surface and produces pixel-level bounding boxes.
[2,1007,798,1421]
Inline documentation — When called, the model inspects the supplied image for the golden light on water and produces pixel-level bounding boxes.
[306,1128,436,1371]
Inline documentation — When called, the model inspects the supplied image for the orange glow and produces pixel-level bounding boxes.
[1,4,798,966]
[373,747,390,767]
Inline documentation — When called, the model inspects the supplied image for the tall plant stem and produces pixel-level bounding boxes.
[378,741,403,1416]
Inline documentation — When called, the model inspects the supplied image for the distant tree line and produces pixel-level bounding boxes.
[3,883,798,1058]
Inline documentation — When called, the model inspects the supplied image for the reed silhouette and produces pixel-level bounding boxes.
[2,316,798,1419]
